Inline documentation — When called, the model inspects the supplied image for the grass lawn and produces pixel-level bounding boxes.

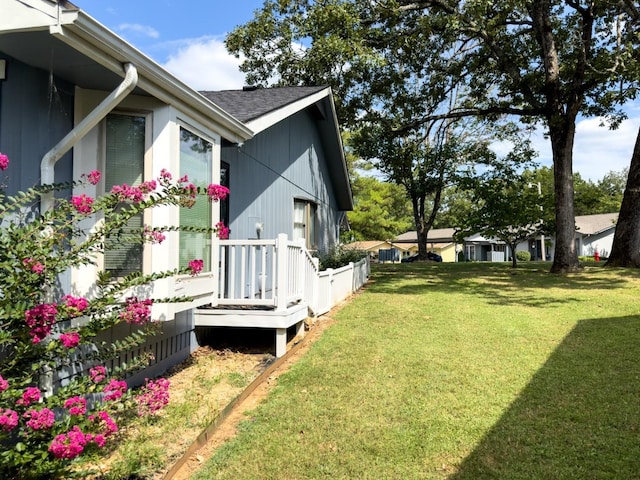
[194,262,640,480]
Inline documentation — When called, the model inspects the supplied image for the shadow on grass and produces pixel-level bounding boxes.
[368,263,635,308]
[448,315,640,479]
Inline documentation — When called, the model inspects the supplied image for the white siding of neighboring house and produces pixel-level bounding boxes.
[576,230,615,258]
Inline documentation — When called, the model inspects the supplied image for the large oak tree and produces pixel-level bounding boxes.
[228,0,639,272]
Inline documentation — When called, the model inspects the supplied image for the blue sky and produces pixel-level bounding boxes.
[73,1,639,182]
[74,0,264,90]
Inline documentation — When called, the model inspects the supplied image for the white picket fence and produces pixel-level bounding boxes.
[217,233,370,316]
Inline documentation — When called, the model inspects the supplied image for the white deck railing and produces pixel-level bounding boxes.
[217,233,369,316]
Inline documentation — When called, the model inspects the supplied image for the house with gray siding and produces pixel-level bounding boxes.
[201,86,352,251]
[0,0,355,378]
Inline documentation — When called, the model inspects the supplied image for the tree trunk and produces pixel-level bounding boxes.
[509,241,518,268]
[412,196,428,259]
[549,124,581,273]
[606,128,640,267]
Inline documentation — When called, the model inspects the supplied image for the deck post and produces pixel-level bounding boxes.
[275,233,288,312]
[275,328,287,357]
[311,256,320,315]
[295,319,305,339]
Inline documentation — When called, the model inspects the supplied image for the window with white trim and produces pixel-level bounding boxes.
[179,127,213,271]
[293,199,317,249]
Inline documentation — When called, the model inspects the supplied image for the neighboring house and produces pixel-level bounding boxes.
[461,233,509,262]
[0,0,359,377]
[461,213,618,262]
[394,228,460,262]
[342,240,411,262]
[574,213,617,258]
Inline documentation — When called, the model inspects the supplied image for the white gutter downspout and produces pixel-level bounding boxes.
[40,63,138,212]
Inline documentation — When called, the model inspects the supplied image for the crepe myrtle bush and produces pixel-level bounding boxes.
[0,153,229,479]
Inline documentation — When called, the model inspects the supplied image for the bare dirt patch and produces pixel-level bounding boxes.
[166,315,336,480]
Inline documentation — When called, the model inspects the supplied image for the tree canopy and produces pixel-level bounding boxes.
[455,168,545,268]
[346,175,412,241]
[228,0,640,272]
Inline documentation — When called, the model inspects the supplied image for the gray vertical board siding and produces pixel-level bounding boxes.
[0,58,197,388]
[0,54,74,195]
[223,108,342,251]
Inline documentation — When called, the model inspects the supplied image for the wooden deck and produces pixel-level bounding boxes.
[194,303,308,358]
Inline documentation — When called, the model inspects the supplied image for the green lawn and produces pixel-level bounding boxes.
[195,262,640,479]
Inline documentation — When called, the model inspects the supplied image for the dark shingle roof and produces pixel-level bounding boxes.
[200,86,327,123]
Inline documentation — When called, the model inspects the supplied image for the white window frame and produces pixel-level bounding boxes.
[293,198,318,250]
[177,122,219,274]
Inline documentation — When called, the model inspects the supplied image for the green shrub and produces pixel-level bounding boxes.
[515,250,531,262]
[316,246,368,270]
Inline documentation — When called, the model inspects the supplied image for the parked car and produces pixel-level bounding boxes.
[401,252,443,263]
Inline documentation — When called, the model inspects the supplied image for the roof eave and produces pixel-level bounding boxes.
[49,11,253,143]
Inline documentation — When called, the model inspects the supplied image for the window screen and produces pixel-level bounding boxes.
[104,114,145,277]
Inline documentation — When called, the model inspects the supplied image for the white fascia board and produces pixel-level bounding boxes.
[0,0,78,32]
[48,11,254,144]
[245,87,331,134]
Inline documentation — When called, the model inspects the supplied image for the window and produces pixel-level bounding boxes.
[179,127,213,271]
[104,114,146,277]
[293,199,317,249]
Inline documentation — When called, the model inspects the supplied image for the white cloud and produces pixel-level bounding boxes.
[161,37,246,91]
[118,23,160,39]
[530,115,639,181]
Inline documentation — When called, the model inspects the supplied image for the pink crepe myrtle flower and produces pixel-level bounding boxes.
[188,259,204,276]
[0,375,8,392]
[86,170,101,185]
[89,365,107,384]
[25,303,58,343]
[60,331,80,348]
[85,432,107,448]
[0,153,9,170]
[119,296,153,325]
[23,258,44,274]
[178,174,189,184]
[143,225,166,244]
[23,408,55,431]
[215,222,230,240]
[64,396,87,416]
[0,409,18,432]
[49,426,87,459]
[207,184,229,202]
[88,410,118,437]
[17,386,41,406]
[183,183,197,198]
[159,168,172,185]
[71,194,94,214]
[136,378,170,416]
[103,379,127,401]
[138,179,157,193]
[62,295,89,317]
[111,183,146,203]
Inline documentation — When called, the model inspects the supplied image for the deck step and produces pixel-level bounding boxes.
[194,303,308,329]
